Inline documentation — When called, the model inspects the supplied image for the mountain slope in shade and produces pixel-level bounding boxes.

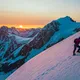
[7,32,80,80]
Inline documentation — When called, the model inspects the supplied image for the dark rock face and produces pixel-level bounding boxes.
[18,21,59,58]
[0,26,9,41]
[28,21,59,49]
[17,21,59,58]
[2,58,25,73]
[19,21,59,56]
[20,45,32,56]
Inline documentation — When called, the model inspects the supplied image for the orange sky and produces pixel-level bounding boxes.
[0,0,80,29]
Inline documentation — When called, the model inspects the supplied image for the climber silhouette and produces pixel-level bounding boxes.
[73,37,80,55]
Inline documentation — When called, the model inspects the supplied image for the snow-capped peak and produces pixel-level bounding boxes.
[57,16,75,24]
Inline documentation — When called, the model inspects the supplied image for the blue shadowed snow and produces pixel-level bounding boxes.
[13,45,24,58]
[8,56,24,65]
[0,41,11,58]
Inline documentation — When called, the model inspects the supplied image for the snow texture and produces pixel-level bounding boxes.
[7,32,80,80]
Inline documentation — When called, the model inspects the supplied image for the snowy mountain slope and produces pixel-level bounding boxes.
[7,32,80,80]
[25,16,80,61]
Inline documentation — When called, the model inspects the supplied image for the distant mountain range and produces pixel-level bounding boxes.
[0,16,80,79]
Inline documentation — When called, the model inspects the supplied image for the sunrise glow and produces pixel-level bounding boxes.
[19,25,23,28]
[0,0,80,29]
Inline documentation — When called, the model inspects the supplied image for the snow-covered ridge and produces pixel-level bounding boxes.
[7,32,80,80]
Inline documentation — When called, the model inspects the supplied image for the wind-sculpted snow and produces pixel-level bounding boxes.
[7,32,80,80]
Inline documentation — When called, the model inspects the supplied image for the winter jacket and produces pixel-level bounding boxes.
[74,38,80,45]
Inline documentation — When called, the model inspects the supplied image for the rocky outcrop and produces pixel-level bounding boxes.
[28,21,59,49]
[0,26,9,41]
[18,21,59,57]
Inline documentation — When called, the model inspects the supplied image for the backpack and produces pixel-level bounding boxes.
[74,38,80,44]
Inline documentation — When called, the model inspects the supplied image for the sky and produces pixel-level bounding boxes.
[0,0,80,28]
